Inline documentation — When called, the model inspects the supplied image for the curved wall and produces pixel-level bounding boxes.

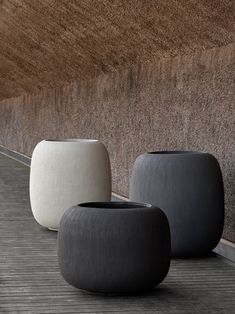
[0,44,234,242]
[1,0,235,100]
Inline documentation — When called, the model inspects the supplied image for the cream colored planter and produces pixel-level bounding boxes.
[30,139,111,230]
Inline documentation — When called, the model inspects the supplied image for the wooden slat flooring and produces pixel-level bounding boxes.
[0,152,235,314]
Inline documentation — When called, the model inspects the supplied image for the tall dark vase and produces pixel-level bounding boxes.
[130,151,224,257]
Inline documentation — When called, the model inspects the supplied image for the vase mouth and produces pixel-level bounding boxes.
[147,150,202,155]
[44,139,98,143]
[78,201,153,209]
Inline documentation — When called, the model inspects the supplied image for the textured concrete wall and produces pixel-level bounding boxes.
[0,0,235,100]
[0,44,234,242]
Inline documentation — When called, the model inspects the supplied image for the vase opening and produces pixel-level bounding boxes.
[148,151,201,155]
[45,139,98,143]
[78,202,152,209]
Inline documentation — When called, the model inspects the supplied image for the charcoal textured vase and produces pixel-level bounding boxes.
[58,202,171,294]
[30,139,111,230]
[130,151,224,257]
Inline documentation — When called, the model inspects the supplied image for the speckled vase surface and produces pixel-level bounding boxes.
[30,139,111,230]
[58,201,171,294]
[130,151,224,257]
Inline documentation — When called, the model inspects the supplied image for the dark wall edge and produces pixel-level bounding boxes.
[0,144,234,263]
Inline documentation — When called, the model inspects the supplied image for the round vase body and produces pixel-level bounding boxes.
[58,202,171,294]
[130,151,224,257]
[30,139,111,230]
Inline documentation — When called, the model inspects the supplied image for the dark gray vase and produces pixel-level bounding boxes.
[58,202,171,294]
[129,151,224,257]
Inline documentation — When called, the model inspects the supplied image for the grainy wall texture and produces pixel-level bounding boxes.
[0,0,235,100]
[0,43,234,242]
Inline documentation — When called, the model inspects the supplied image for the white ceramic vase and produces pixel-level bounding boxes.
[30,139,112,230]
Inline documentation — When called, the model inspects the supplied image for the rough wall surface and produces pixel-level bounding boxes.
[0,0,235,100]
[0,43,234,242]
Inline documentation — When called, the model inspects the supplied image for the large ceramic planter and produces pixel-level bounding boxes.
[30,139,111,230]
[58,202,171,294]
[130,151,224,257]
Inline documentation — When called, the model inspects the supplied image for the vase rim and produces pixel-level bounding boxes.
[44,139,99,143]
[78,201,153,209]
[147,150,204,155]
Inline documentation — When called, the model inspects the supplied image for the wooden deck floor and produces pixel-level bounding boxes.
[0,152,235,314]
